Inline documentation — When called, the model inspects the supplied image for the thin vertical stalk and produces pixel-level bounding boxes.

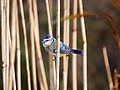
[53,61,56,90]
[6,0,10,89]
[16,2,21,90]
[13,67,16,90]
[63,0,70,90]
[12,3,19,90]
[72,0,78,90]
[9,0,17,89]
[45,0,53,36]
[48,1,56,90]
[45,0,56,90]
[27,0,36,90]
[19,0,31,90]
[1,0,6,90]
[102,46,113,90]
[56,0,61,90]
[31,1,38,89]
[32,0,48,89]
[30,19,37,90]
[79,0,87,90]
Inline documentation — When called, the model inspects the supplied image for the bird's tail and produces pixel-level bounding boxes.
[71,49,83,55]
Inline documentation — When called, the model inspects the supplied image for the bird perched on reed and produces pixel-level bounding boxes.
[42,34,83,57]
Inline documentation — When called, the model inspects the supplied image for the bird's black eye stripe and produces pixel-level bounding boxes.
[42,38,54,43]
[42,39,50,43]
[45,40,49,42]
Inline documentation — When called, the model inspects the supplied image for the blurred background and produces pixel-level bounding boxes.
[0,0,120,90]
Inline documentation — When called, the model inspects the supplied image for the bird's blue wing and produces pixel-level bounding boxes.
[50,42,71,54]
[60,43,71,54]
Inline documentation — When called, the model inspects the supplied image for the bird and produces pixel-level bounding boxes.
[42,34,83,57]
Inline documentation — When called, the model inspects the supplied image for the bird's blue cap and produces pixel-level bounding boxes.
[43,34,51,39]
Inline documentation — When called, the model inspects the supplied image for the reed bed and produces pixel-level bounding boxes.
[1,0,120,90]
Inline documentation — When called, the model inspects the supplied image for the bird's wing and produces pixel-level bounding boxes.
[49,42,71,54]
[48,40,71,54]
[59,43,71,54]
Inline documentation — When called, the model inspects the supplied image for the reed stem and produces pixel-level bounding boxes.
[8,0,17,89]
[56,0,61,90]
[45,0,53,36]
[79,0,87,90]
[1,0,7,89]
[72,0,78,90]
[19,0,32,89]
[102,46,113,90]
[45,0,56,89]
[16,2,21,90]
[30,19,37,90]
[32,0,48,89]
[6,0,10,89]
[13,66,16,90]
[63,0,70,90]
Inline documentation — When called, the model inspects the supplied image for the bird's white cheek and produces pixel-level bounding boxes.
[44,41,52,46]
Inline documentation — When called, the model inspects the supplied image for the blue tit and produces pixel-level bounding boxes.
[42,34,83,57]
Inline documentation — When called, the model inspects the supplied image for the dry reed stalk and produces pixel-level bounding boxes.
[19,0,32,90]
[1,0,7,90]
[30,20,37,90]
[6,0,10,89]
[45,0,53,36]
[30,1,38,89]
[33,19,48,90]
[12,3,19,90]
[56,0,61,90]
[63,0,70,90]
[34,25,48,89]
[13,66,16,90]
[32,0,48,89]
[79,0,87,90]
[45,0,56,89]
[53,61,57,90]
[27,0,37,90]
[8,0,17,89]
[48,1,55,90]
[16,2,21,90]
[72,0,78,90]
[102,46,113,90]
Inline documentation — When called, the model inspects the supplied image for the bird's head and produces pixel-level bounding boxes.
[42,34,54,47]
